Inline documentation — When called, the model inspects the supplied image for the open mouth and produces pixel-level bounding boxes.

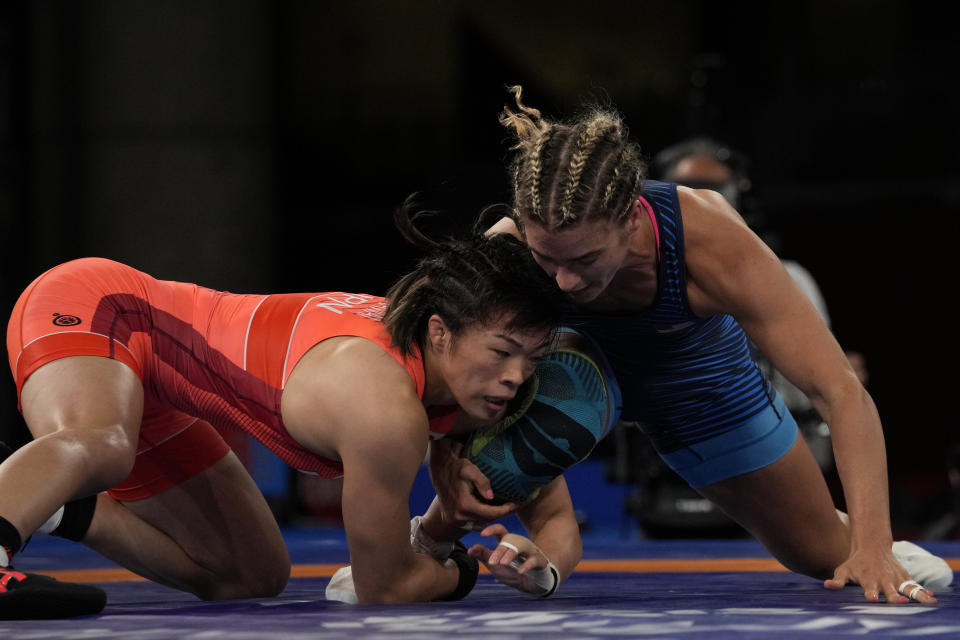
[483,396,509,412]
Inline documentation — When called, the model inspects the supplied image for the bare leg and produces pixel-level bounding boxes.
[700,441,952,594]
[83,451,290,600]
[3,355,288,600]
[0,356,143,541]
[697,435,850,579]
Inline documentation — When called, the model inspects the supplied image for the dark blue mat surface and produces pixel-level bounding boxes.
[4,530,958,638]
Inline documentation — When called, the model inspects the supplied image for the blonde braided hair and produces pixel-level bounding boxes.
[500,85,647,230]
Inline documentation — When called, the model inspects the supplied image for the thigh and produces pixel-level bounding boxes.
[0,356,143,533]
[19,355,143,500]
[21,355,143,444]
[698,434,849,578]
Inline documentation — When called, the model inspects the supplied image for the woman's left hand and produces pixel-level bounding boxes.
[467,524,559,596]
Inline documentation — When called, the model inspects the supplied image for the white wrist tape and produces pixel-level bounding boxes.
[527,560,560,597]
[501,544,559,598]
[497,540,559,597]
[410,515,455,561]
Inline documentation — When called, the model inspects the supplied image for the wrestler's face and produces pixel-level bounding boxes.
[522,216,634,304]
[428,314,552,424]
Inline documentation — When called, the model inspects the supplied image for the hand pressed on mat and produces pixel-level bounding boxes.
[468,524,559,597]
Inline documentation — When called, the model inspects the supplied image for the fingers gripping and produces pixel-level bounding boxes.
[460,462,493,502]
[442,457,515,525]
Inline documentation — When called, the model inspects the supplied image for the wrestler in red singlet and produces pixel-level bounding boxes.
[7,257,453,500]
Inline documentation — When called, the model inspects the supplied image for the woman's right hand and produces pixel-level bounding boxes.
[428,438,516,528]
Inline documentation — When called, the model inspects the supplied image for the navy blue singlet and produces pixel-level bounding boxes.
[567,181,778,455]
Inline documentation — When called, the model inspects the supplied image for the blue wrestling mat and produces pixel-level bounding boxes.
[3,528,959,639]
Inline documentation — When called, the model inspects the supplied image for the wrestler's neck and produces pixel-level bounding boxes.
[420,345,452,408]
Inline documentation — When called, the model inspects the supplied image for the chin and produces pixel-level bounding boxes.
[466,405,503,425]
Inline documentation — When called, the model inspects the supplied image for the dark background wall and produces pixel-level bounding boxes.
[1,1,957,531]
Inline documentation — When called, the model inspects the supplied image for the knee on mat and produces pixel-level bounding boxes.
[196,555,291,600]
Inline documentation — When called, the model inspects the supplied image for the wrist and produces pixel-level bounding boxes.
[524,560,559,598]
[410,515,455,561]
[435,541,478,601]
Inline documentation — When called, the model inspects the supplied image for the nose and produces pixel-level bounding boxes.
[554,266,583,292]
[500,360,525,390]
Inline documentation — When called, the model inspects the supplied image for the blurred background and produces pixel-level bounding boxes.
[1,0,957,539]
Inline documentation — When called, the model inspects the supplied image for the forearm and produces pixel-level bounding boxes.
[819,388,892,548]
[523,512,581,583]
[517,480,582,582]
[352,547,462,603]
[345,498,469,603]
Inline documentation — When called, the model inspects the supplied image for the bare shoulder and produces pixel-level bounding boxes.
[281,336,428,459]
[676,186,752,246]
[676,186,782,316]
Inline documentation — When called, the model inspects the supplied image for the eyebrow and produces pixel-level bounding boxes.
[530,247,602,263]
[495,334,553,351]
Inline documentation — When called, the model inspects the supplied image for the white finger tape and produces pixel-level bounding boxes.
[498,541,520,554]
[898,579,921,594]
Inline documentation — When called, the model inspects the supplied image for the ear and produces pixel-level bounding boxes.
[624,197,645,233]
[426,314,451,351]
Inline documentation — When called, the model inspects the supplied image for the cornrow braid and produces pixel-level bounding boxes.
[500,86,648,230]
[558,114,619,224]
[626,163,644,216]
[529,128,553,222]
[597,146,645,224]
[602,151,623,206]
[386,197,568,358]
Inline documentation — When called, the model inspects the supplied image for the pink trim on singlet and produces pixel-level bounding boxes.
[638,195,660,261]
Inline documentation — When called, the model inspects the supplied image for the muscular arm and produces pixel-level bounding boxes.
[283,338,462,603]
[339,420,461,603]
[680,187,891,553]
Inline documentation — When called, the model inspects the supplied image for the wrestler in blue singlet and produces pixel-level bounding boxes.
[568,180,799,488]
